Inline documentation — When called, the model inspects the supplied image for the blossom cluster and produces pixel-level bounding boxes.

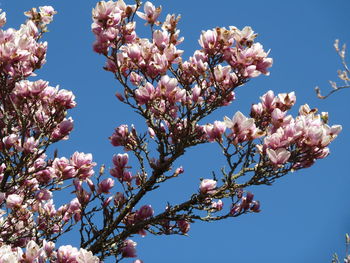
[90,1,341,261]
[92,1,273,124]
[0,5,101,261]
[251,90,341,168]
[0,0,342,262]
[0,241,99,263]
[0,7,55,79]
[230,191,260,215]
[202,90,341,170]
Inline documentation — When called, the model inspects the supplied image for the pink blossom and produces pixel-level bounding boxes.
[110,167,122,179]
[0,192,5,203]
[76,189,91,206]
[314,147,330,159]
[136,1,161,25]
[2,134,19,149]
[153,30,169,50]
[114,192,126,207]
[224,111,261,142]
[175,166,184,175]
[53,157,76,179]
[200,179,217,194]
[266,148,291,165]
[148,127,155,138]
[103,196,113,207]
[0,10,6,27]
[25,240,40,261]
[42,200,57,217]
[232,42,272,77]
[6,194,23,209]
[224,111,254,131]
[39,6,57,24]
[137,205,154,220]
[0,163,5,180]
[35,189,52,201]
[126,44,142,61]
[203,121,226,142]
[121,240,137,258]
[231,26,257,45]
[112,153,129,168]
[199,29,217,51]
[135,83,156,105]
[92,1,122,26]
[275,92,296,110]
[177,220,190,234]
[250,200,261,212]
[23,137,38,153]
[57,245,79,263]
[110,124,136,149]
[98,178,115,194]
[52,118,74,140]
[329,125,342,136]
[162,13,181,33]
[68,198,81,210]
[29,79,48,95]
[0,245,19,262]
[130,72,142,86]
[13,80,30,97]
[43,240,55,256]
[122,170,133,182]
[271,108,286,122]
[251,103,264,117]
[188,50,208,73]
[70,152,96,179]
[212,199,223,210]
[263,127,295,149]
[191,85,202,103]
[164,44,183,62]
[55,89,76,109]
[77,248,100,263]
[156,75,185,103]
[260,90,275,110]
[213,65,238,89]
[63,198,82,222]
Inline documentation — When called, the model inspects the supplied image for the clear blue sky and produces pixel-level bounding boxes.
[3,0,350,262]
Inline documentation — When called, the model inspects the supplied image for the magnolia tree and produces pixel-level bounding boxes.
[0,1,343,262]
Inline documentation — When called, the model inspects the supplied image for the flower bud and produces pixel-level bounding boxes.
[199,179,217,194]
[137,205,154,220]
[211,199,223,211]
[98,178,115,194]
[112,153,129,168]
[121,240,137,258]
[6,194,23,209]
[177,220,190,234]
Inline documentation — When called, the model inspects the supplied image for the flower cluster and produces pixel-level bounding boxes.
[251,90,341,168]
[0,5,101,260]
[110,124,138,150]
[0,1,342,263]
[0,241,99,263]
[0,7,55,80]
[223,111,262,144]
[92,1,273,122]
[92,1,138,55]
[231,191,260,215]
[89,1,341,261]
[202,89,341,172]
[110,153,133,182]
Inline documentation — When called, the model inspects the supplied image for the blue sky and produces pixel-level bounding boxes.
[3,0,350,262]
